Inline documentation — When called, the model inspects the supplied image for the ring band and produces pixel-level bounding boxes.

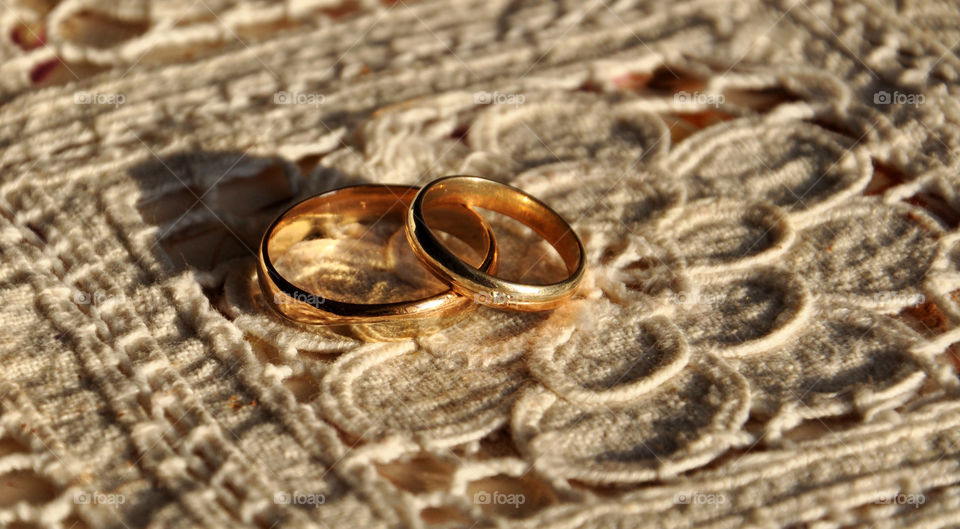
[257,184,498,338]
[406,175,585,311]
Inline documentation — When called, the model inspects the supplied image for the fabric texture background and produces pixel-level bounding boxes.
[2,0,960,527]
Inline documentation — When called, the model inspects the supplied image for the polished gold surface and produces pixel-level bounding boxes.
[257,184,498,339]
[406,175,585,311]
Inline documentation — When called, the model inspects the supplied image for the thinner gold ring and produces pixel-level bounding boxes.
[257,184,498,339]
[406,175,585,312]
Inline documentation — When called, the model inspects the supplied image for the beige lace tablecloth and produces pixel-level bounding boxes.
[2,0,960,527]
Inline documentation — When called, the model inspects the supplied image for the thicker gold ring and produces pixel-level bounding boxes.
[257,184,498,339]
[406,175,585,312]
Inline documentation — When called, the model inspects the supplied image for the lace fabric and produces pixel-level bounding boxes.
[1,0,960,527]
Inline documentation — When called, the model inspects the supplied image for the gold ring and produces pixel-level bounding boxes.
[406,175,585,311]
[257,184,498,339]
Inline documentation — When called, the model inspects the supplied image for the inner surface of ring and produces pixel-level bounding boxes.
[268,187,488,305]
[419,179,582,278]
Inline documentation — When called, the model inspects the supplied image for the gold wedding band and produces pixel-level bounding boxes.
[257,184,498,339]
[406,175,585,311]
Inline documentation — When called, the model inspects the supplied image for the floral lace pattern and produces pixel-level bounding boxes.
[1,0,959,527]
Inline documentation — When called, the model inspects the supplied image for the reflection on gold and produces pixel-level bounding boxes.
[273,214,477,305]
[257,185,498,340]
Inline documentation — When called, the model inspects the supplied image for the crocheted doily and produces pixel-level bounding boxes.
[2,0,960,527]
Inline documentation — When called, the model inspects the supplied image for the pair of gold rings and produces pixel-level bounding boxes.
[256,175,584,340]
